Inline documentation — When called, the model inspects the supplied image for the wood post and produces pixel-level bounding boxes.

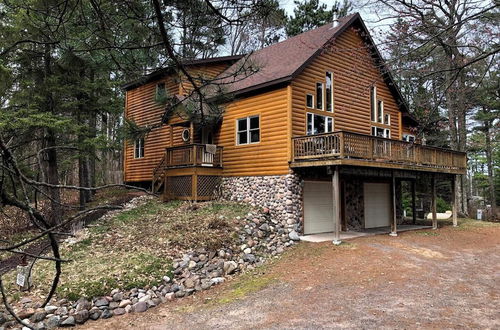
[431,174,437,230]
[452,175,458,227]
[390,172,397,236]
[411,180,417,225]
[332,166,341,245]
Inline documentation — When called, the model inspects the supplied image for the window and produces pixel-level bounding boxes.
[370,85,376,121]
[134,138,144,158]
[377,100,384,123]
[384,113,390,126]
[326,72,333,112]
[237,115,260,145]
[307,113,334,135]
[316,82,323,110]
[306,94,314,108]
[403,134,415,142]
[156,82,166,99]
[371,127,390,138]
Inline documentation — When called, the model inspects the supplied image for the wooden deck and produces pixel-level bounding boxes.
[152,144,223,200]
[291,131,467,175]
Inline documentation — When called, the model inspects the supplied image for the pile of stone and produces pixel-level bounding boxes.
[0,206,300,329]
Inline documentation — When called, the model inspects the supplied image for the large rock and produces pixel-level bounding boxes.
[223,261,238,275]
[113,308,126,316]
[45,315,60,329]
[88,309,101,321]
[94,298,109,308]
[118,299,132,308]
[75,298,91,312]
[74,310,89,324]
[112,292,123,302]
[0,312,7,325]
[101,309,113,319]
[60,316,75,327]
[132,301,148,313]
[30,310,47,323]
[288,231,300,241]
[44,306,58,314]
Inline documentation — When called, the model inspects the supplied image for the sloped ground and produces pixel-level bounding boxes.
[1,197,252,304]
[80,219,500,329]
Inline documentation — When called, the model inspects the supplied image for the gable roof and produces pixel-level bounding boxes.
[215,13,417,125]
[218,13,359,95]
[122,55,244,91]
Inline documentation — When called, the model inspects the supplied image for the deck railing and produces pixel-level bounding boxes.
[292,131,467,171]
[161,144,223,169]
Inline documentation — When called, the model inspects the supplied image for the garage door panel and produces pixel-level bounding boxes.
[304,181,334,234]
[364,183,390,228]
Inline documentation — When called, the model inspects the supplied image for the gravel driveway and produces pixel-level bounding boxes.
[82,222,500,329]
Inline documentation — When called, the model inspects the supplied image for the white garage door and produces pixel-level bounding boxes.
[304,181,334,234]
[364,182,391,228]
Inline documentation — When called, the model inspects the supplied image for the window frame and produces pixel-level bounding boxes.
[316,82,324,110]
[306,93,314,108]
[370,85,377,122]
[371,126,390,139]
[306,112,334,135]
[236,115,260,145]
[377,99,384,123]
[325,71,334,112]
[403,134,416,143]
[134,137,145,159]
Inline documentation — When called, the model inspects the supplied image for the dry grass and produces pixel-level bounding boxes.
[2,198,253,302]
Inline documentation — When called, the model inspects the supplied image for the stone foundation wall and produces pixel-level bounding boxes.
[344,179,364,231]
[221,173,303,232]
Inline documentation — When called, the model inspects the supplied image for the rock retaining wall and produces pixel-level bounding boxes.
[0,198,300,329]
[220,173,303,232]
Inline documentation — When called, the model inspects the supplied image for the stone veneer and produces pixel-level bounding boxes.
[344,179,365,231]
[221,173,303,232]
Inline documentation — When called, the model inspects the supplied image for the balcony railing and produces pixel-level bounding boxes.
[292,131,467,172]
[158,143,223,170]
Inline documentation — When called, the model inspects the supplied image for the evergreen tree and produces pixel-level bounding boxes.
[285,0,352,37]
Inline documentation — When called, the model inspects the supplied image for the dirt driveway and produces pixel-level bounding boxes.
[82,222,500,329]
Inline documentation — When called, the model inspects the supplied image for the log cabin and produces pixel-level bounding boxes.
[122,13,467,241]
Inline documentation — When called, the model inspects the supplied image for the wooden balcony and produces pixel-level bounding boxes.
[152,144,223,200]
[291,131,467,174]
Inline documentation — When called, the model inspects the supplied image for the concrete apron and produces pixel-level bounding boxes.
[299,225,433,243]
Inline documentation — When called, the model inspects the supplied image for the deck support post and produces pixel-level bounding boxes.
[332,166,341,245]
[431,174,437,230]
[390,172,397,237]
[452,175,458,227]
[411,180,417,224]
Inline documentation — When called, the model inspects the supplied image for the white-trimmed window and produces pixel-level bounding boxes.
[403,134,415,142]
[307,113,333,135]
[306,94,314,108]
[134,138,145,158]
[316,82,323,110]
[370,85,376,122]
[326,71,333,112]
[371,126,390,139]
[377,100,384,123]
[237,115,260,145]
[384,113,390,125]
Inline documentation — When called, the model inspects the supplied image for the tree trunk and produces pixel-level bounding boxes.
[484,118,496,217]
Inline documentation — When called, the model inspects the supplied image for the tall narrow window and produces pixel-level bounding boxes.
[306,94,314,108]
[237,115,260,145]
[316,82,323,110]
[134,138,144,158]
[377,100,384,123]
[326,72,333,112]
[370,85,376,121]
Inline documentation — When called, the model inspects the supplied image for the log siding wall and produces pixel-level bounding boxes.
[291,27,406,144]
[124,64,229,182]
